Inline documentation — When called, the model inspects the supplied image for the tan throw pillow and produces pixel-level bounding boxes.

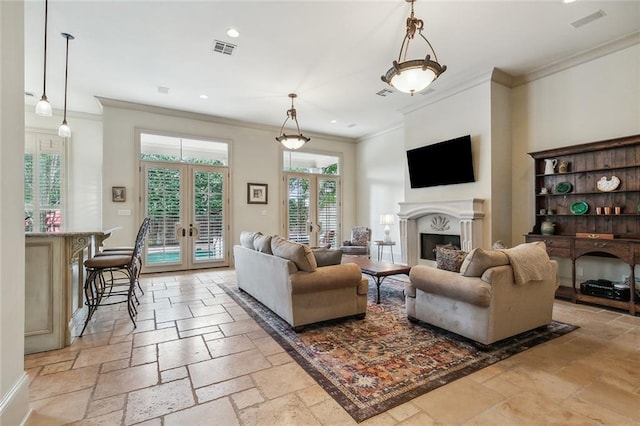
[253,234,272,254]
[435,246,467,272]
[240,231,262,249]
[459,248,509,277]
[312,248,343,267]
[271,236,317,272]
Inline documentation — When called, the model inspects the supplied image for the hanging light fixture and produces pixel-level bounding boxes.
[275,93,310,150]
[381,0,447,96]
[35,0,52,116]
[58,32,74,138]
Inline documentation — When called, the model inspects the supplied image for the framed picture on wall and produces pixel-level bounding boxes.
[112,186,126,202]
[247,183,268,204]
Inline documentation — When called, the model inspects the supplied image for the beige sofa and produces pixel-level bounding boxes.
[406,242,558,345]
[233,232,368,330]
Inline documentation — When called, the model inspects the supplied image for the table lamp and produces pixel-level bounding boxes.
[380,213,395,243]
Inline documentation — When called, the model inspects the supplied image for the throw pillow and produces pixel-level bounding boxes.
[492,240,508,249]
[253,234,273,254]
[435,246,467,272]
[240,231,262,250]
[271,235,317,272]
[312,248,343,267]
[459,248,509,277]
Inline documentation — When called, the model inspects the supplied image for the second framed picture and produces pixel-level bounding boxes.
[247,183,268,204]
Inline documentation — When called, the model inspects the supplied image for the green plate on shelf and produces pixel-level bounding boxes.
[570,201,589,215]
[555,182,572,194]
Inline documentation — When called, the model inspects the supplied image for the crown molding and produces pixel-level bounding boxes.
[513,31,640,86]
[95,96,356,144]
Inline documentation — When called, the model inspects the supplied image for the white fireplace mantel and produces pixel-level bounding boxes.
[397,199,484,266]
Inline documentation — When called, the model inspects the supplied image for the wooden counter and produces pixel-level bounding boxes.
[25,229,113,354]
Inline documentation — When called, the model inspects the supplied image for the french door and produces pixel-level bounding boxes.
[285,172,340,248]
[142,161,229,272]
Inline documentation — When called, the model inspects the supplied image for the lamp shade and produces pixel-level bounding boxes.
[380,214,395,225]
[35,98,53,117]
[277,135,308,150]
[58,122,71,137]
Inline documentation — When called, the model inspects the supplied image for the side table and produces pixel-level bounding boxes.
[374,240,395,263]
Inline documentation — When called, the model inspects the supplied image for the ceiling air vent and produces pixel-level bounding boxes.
[213,40,236,55]
[376,88,394,97]
[571,9,606,29]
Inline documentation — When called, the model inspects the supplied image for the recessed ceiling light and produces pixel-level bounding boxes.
[563,0,577,3]
[226,28,240,38]
[200,94,209,99]
[158,86,170,94]
[331,120,337,124]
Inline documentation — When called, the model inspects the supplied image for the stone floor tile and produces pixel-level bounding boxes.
[189,349,271,388]
[267,351,293,367]
[26,389,92,426]
[251,335,284,357]
[73,341,132,368]
[40,360,74,375]
[202,331,225,341]
[100,358,130,374]
[154,305,193,323]
[69,410,124,425]
[386,402,421,422]
[24,351,78,369]
[195,376,254,403]
[251,362,316,399]
[190,304,226,317]
[238,394,321,426]
[84,393,126,419]
[576,380,640,422]
[29,365,100,401]
[397,412,438,425]
[231,388,264,410]
[161,366,188,383]
[93,363,159,399]
[131,344,158,366]
[164,398,239,426]
[175,312,235,331]
[296,384,331,407]
[205,334,255,359]
[217,318,262,336]
[124,377,195,425]
[158,335,210,371]
[133,327,179,348]
[179,324,222,339]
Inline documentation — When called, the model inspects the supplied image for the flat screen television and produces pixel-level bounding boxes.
[406,135,475,188]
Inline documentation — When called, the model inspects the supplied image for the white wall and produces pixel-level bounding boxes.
[100,100,358,249]
[0,1,29,424]
[25,110,103,230]
[512,43,640,284]
[355,125,405,261]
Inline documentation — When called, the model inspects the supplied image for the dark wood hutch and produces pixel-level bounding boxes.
[525,134,639,315]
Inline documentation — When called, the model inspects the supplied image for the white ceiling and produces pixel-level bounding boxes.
[23,1,640,140]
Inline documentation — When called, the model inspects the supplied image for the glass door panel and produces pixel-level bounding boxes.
[143,162,228,272]
[286,175,311,245]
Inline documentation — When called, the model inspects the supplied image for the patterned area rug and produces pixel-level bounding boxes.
[221,279,577,423]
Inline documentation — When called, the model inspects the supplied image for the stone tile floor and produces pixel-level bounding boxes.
[25,269,640,425]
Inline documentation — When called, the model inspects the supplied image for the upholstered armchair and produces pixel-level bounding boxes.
[339,226,371,257]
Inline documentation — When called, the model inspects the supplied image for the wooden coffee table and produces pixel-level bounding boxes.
[343,257,411,304]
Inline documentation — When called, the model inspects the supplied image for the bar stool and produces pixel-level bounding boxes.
[78,217,149,337]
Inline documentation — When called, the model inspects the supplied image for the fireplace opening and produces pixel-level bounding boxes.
[420,233,461,261]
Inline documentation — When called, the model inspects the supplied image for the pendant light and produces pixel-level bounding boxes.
[381,0,447,96]
[58,33,74,138]
[35,0,52,116]
[275,93,310,150]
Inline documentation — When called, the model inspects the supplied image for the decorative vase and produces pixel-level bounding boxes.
[541,220,555,235]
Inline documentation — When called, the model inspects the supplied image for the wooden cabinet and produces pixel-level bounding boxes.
[526,134,640,315]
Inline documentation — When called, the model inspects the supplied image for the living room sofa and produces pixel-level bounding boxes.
[233,232,368,330]
[406,241,559,345]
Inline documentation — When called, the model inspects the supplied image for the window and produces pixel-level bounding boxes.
[24,132,66,232]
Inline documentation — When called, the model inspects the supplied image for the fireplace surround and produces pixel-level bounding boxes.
[398,199,484,266]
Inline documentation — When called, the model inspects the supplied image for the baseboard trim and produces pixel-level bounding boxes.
[0,372,30,426]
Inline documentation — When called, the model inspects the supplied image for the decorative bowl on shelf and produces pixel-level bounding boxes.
[554,182,572,194]
[596,175,620,192]
[570,201,589,215]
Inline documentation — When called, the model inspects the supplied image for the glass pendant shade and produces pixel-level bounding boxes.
[277,136,308,150]
[58,121,71,137]
[385,61,438,94]
[35,98,53,117]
